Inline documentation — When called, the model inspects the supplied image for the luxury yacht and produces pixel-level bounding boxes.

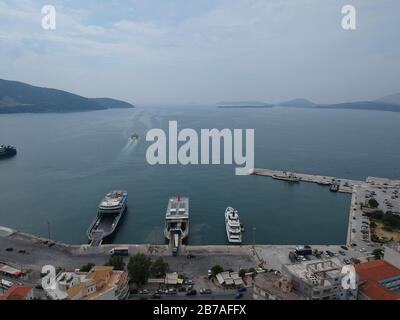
[225,207,242,244]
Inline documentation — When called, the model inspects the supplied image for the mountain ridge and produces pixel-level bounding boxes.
[0,79,134,114]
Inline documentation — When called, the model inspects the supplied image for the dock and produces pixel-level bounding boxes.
[252,168,362,193]
[252,167,400,246]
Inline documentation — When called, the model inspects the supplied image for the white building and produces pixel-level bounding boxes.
[282,258,358,300]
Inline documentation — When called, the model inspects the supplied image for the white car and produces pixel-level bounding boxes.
[359,248,366,253]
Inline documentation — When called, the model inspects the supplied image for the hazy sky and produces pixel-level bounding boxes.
[0,0,399,105]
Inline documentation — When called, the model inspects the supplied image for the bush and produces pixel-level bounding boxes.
[105,256,125,271]
[150,257,169,278]
[239,269,247,278]
[127,253,152,286]
[80,263,95,272]
[368,198,379,209]
[211,265,224,276]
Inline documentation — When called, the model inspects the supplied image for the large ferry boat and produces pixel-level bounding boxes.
[272,171,300,182]
[87,190,128,244]
[0,145,17,159]
[164,195,189,255]
[225,207,242,244]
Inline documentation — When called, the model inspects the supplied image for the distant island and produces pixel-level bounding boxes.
[218,105,273,109]
[217,101,273,109]
[317,101,400,112]
[277,94,400,112]
[279,98,316,108]
[0,79,134,114]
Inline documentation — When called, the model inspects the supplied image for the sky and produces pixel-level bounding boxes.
[0,0,399,105]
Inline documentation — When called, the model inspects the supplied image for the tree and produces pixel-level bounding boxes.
[105,256,125,271]
[368,198,379,209]
[370,221,377,228]
[150,257,169,278]
[211,265,224,277]
[239,269,247,279]
[127,253,152,286]
[372,249,384,260]
[80,263,95,272]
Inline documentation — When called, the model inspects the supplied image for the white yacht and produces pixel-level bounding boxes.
[87,190,128,244]
[225,207,242,244]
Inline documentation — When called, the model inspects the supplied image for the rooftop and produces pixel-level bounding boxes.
[0,285,33,300]
[166,196,189,220]
[355,260,400,300]
[284,258,343,287]
[253,272,302,300]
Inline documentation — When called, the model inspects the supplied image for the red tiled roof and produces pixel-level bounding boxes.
[0,285,33,300]
[355,260,400,300]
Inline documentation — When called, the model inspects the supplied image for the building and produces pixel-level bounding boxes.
[282,258,357,300]
[0,263,23,278]
[253,272,302,300]
[0,285,34,300]
[355,260,400,300]
[45,266,129,300]
[216,271,244,287]
[384,244,400,269]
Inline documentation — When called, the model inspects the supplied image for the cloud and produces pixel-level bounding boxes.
[0,0,399,104]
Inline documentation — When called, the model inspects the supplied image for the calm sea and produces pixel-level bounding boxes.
[1,106,399,245]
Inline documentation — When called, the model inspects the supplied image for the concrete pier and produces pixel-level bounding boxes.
[252,168,361,193]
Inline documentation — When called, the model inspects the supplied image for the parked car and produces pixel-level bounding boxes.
[237,286,247,293]
[200,288,212,294]
[235,292,243,299]
[340,245,348,251]
[326,250,335,257]
[186,289,197,296]
[5,248,13,252]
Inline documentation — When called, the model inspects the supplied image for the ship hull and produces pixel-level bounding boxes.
[0,147,17,159]
[272,175,300,183]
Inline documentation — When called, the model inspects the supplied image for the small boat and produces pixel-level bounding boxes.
[272,171,300,182]
[130,133,140,141]
[0,145,17,159]
[330,183,340,192]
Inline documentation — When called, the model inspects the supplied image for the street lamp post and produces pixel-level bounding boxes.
[47,221,51,240]
[252,227,256,247]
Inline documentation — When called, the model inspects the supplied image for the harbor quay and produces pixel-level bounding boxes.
[252,168,400,247]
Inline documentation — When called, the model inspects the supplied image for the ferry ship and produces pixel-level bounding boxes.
[87,190,128,244]
[164,195,189,242]
[0,145,17,159]
[225,207,242,244]
[272,172,300,182]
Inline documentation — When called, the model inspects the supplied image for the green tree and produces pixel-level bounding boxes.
[372,249,384,260]
[150,257,169,278]
[368,198,379,209]
[211,265,224,277]
[105,256,125,271]
[127,253,152,286]
[80,263,95,272]
[239,269,247,279]
[370,221,377,228]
